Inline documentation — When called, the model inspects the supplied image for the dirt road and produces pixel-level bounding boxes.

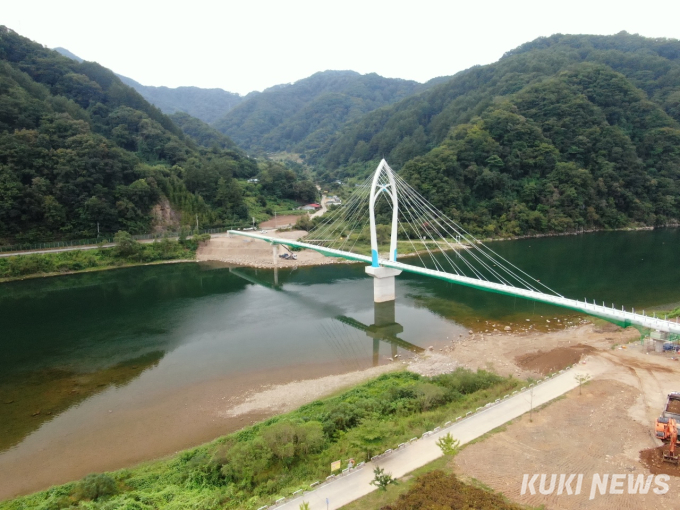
[452,341,680,510]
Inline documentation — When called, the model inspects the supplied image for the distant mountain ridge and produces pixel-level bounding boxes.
[53,47,83,63]
[53,47,244,124]
[116,75,245,124]
[212,70,447,155]
[311,31,680,238]
[318,32,680,172]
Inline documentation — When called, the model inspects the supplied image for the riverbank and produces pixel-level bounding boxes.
[0,236,204,283]
[0,361,519,508]
[0,322,637,504]
[197,225,679,270]
[479,223,677,244]
[196,230,353,268]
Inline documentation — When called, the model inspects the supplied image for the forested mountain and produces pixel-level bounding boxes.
[169,112,239,150]
[116,76,244,124]
[317,32,680,235]
[12,31,680,241]
[212,71,438,155]
[53,47,82,63]
[0,27,313,243]
[54,46,245,125]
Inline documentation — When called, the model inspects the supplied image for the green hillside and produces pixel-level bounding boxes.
[54,47,244,124]
[0,27,315,243]
[212,70,432,155]
[169,111,239,150]
[116,76,244,124]
[315,32,680,235]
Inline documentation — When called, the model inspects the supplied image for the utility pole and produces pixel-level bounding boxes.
[195,214,199,232]
[274,211,277,228]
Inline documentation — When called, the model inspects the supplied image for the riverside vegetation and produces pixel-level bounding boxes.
[0,369,519,510]
[0,231,208,280]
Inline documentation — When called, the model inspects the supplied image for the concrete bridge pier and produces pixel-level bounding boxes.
[368,300,404,366]
[365,266,402,303]
[272,244,279,266]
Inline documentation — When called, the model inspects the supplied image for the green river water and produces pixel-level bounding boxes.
[0,228,678,497]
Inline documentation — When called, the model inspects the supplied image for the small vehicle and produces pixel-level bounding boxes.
[279,253,290,259]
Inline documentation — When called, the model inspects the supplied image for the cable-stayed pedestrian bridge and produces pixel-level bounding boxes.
[230,160,680,335]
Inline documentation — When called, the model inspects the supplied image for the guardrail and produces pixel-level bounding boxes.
[0,226,249,254]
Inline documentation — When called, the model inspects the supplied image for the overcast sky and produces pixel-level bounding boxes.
[4,0,680,95]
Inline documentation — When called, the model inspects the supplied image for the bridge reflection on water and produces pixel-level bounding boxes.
[228,266,423,367]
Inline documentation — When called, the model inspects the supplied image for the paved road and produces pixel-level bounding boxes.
[0,233,236,258]
[0,243,117,257]
[277,365,594,510]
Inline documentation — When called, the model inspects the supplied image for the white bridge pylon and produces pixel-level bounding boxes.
[368,159,399,267]
[365,159,402,302]
[228,158,680,334]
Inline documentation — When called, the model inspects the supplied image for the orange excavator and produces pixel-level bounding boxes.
[655,392,680,464]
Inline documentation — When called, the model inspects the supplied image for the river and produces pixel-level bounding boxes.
[0,229,678,499]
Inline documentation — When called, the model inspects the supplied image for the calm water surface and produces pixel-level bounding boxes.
[0,229,678,478]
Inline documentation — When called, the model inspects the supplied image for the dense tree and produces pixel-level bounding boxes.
[0,26,259,242]
[317,32,680,173]
[169,111,239,150]
[398,65,680,235]
[212,70,445,155]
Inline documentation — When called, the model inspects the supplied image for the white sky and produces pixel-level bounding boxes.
[4,0,680,95]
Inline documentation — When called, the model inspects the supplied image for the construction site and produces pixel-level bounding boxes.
[439,321,680,510]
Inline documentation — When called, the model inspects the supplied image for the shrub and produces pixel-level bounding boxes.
[76,473,118,501]
[114,231,139,258]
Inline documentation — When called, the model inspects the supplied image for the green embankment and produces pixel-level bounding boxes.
[0,234,207,281]
[0,369,519,510]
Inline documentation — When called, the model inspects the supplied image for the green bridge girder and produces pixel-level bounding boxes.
[228,231,680,335]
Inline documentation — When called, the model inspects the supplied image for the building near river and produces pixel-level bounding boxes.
[299,203,321,211]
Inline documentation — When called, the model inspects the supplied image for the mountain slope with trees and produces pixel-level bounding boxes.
[116,76,244,125]
[212,70,438,155]
[169,112,240,151]
[315,32,680,235]
[0,27,316,243]
[54,47,245,124]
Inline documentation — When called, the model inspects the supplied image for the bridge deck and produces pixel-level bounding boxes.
[228,231,680,335]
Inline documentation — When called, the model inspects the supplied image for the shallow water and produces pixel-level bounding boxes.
[0,228,678,498]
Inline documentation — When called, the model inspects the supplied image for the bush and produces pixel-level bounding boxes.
[76,473,118,501]
[114,231,139,258]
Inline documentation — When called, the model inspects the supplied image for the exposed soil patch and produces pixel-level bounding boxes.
[453,379,679,509]
[593,321,624,333]
[514,343,596,375]
[640,446,680,477]
[407,353,459,377]
[259,215,301,228]
[382,470,522,510]
[196,231,348,268]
